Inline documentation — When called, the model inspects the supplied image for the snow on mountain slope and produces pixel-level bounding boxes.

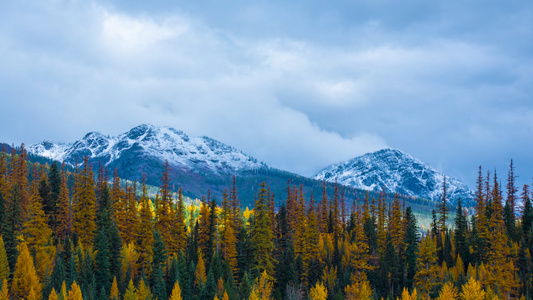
[28,124,265,174]
[315,148,474,205]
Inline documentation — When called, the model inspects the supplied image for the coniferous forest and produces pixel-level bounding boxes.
[0,145,532,300]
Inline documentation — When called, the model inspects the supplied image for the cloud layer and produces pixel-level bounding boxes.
[1,0,532,188]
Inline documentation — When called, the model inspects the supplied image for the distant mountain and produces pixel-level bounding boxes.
[315,148,474,207]
[28,124,265,174]
[24,126,438,212]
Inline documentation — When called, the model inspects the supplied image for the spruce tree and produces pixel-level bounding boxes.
[151,230,167,300]
[94,208,111,297]
[251,182,277,276]
[403,207,419,290]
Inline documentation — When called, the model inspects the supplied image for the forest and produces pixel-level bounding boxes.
[0,145,531,300]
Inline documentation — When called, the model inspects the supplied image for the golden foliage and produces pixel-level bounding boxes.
[309,281,328,300]
[11,243,42,300]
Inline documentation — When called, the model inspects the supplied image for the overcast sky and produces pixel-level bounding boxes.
[1,0,532,189]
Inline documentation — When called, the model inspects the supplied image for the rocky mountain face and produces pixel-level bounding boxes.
[315,148,474,206]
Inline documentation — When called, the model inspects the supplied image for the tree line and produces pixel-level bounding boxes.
[0,145,531,300]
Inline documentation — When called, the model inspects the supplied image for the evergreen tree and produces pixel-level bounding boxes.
[136,176,153,276]
[438,176,449,232]
[150,230,167,300]
[155,161,174,252]
[94,208,111,297]
[506,159,518,215]
[251,182,277,276]
[454,200,469,267]
[404,207,419,290]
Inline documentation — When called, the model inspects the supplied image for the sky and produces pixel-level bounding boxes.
[1,0,532,190]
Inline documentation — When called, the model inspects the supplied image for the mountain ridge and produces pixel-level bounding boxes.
[314,148,474,206]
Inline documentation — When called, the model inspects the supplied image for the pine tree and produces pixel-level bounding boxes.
[11,243,42,300]
[320,182,328,234]
[136,175,154,276]
[150,230,167,300]
[230,175,241,230]
[94,208,111,297]
[72,157,97,247]
[155,161,174,251]
[251,182,277,276]
[404,207,419,290]
[438,176,449,232]
[506,159,518,215]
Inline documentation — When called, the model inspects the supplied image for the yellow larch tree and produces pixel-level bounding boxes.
[23,170,55,281]
[48,288,58,300]
[223,215,238,278]
[11,243,42,300]
[251,270,273,300]
[485,175,519,299]
[344,279,373,300]
[169,279,182,300]
[110,276,119,300]
[388,193,404,253]
[350,205,374,285]
[56,165,71,240]
[123,279,136,300]
[136,278,153,300]
[170,188,187,256]
[67,281,83,300]
[195,252,207,286]
[72,157,97,247]
[460,277,485,300]
[0,236,9,282]
[415,234,439,300]
[0,279,8,300]
[437,282,458,300]
[399,287,418,300]
[309,281,327,300]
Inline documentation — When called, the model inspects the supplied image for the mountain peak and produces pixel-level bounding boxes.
[315,148,474,206]
[28,124,265,175]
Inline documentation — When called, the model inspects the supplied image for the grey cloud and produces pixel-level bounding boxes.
[1,0,532,190]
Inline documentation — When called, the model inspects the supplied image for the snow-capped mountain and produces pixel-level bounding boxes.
[28,124,265,175]
[315,148,474,206]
